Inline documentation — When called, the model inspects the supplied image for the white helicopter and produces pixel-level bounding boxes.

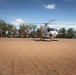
[39,23,58,41]
[35,19,58,41]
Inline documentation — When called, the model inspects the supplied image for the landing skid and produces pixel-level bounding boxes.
[39,38,58,41]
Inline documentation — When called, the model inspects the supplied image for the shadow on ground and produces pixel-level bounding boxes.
[33,39,58,42]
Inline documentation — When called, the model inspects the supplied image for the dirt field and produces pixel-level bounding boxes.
[0,38,76,75]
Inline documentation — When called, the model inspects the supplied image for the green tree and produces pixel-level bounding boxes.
[19,24,37,38]
[19,24,28,38]
[67,28,75,38]
[25,24,34,38]
[30,24,37,37]
[74,30,76,38]
[12,27,17,38]
[7,24,15,38]
[0,20,7,37]
[59,27,66,38]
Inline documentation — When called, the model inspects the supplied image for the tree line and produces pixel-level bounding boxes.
[58,27,76,38]
[0,19,76,38]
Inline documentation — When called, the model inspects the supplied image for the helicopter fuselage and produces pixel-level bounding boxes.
[40,25,58,40]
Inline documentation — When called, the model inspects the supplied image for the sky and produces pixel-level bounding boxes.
[0,0,76,29]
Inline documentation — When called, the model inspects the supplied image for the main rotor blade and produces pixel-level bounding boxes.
[23,22,76,26]
[25,23,47,24]
[48,23,75,25]
[48,19,56,23]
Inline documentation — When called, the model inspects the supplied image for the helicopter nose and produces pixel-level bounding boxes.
[54,32,58,36]
[56,31,58,35]
[49,31,58,37]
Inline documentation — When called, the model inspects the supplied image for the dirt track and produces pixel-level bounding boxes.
[0,38,76,75]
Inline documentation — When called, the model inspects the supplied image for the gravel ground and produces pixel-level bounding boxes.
[0,38,76,75]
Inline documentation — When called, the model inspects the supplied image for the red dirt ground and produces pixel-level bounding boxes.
[0,38,76,75]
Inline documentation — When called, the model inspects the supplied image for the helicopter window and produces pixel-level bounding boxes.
[47,28,55,32]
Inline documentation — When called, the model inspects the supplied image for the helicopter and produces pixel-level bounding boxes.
[39,23,58,41]
[37,19,58,41]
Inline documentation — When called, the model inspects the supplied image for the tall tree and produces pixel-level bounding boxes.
[67,28,75,38]
[12,27,17,38]
[74,30,76,38]
[59,28,66,38]
[7,24,14,38]
[19,24,28,38]
[30,24,37,37]
[0,20,7,37]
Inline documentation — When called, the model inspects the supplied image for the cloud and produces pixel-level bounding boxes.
[11,18,24,25]
[43,4,56,9]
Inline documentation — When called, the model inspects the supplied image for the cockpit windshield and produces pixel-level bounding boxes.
[47,28,55,32]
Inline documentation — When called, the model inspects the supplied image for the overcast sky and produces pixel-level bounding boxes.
[0,0,76,29]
